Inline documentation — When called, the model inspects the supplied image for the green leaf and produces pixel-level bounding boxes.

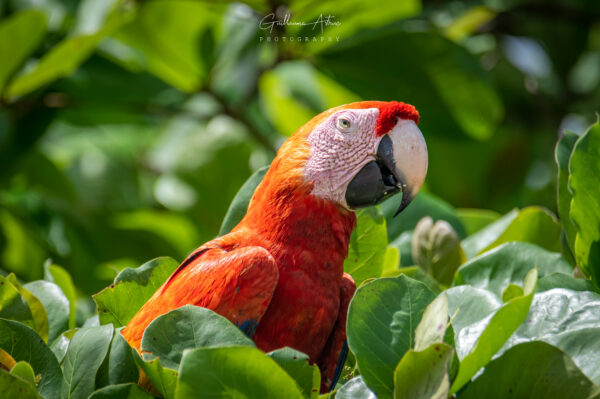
[6,10,133,100]
[503,288,600,385]
[10,361,36,386]
[455,208,501,236]
[259,62,360,136]
[501,283,523,302]
[0,273,35,329]
[61,324,114,399]
[347,275,436,398]
[569,123,600,283]
[414,293,448,351]
[141,305,254,370]
[93,257,179,327]
[133,351,177,399]
[537,272,596,293]
[395,266,442,295]
[0,318,63,399]
[336,376,376,399]
[268,347,321,399]
[445,285,502,341]
[96,329,139,387]
[555,130,580,253]
[219,166,269,235]
[459,342,600,399]
[0,369,41,399]
[344,207,389,286]
[88,383,153,399]
[454,242,571,298]
[175,346,304,399]
[111,1,218,92]
[461,207,561,259]
[44,263,77,329]
[24,280,69,343]
[291,0,420,53]
[0,10,46,94]
[449,268,538,394]
[5,274,49,342]
[393,343,453,399]
[316,29,503,141]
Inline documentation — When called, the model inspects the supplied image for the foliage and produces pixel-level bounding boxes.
[1,0,600,398]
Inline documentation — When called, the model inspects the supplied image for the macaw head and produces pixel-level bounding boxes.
[279,101,428,216]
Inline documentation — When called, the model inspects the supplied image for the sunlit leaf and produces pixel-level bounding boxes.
[175,346,304,399]
[93,257,179,327]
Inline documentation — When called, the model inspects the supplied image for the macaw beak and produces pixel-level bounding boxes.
[345,119,428,215]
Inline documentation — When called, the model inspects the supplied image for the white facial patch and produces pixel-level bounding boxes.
[304,108,381,207]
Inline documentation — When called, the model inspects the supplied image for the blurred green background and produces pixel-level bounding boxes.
[0,0,598,293]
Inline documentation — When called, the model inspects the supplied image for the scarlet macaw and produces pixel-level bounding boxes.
[122,101,428,392]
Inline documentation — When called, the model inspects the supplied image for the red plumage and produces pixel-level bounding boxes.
[122,101,413,392]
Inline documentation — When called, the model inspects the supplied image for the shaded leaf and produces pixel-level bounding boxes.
[555,130,580,253]
[61,324,114,399]
[88,383,153,399]
[5,274,49,342]
[460,342,600,399]
[0,319,62,399]
[347,275,436,398]
[462,207,561,258]
[569,123,600,283]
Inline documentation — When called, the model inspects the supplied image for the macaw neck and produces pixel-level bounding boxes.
[239,173,357,259]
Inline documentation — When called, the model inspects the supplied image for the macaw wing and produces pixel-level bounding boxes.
[122,245,279,349]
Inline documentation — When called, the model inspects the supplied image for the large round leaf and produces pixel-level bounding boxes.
[141,305,254,370]
[454,242,571,298]
[175,346,304,399]
[93,257,179,327]
[0,319,62,399]
[347,275,436,398]
[501,288,600,385]
[460,342,600,399]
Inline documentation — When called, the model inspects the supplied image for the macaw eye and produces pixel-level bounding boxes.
[336,118,352,131]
